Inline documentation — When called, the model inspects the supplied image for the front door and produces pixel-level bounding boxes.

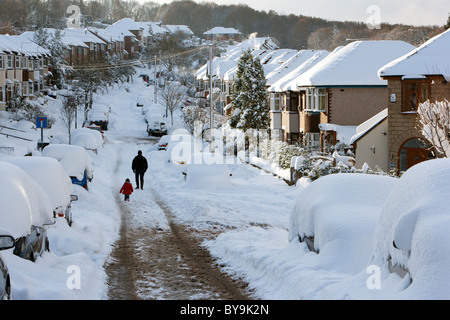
[399,138,434,172]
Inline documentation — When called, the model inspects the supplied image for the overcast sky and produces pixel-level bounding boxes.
[142,0,449,26]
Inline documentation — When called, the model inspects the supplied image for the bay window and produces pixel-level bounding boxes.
[305,88,327,112]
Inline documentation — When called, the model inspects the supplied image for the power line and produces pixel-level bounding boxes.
[54,45,209,71]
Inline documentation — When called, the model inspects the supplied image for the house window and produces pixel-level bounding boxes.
[304,132,320,147]
[15,56,21,69]
[271,93,281,111]
[305,88,327,112]
[7,56,13,69]
[0,55,4,69]
[0,87,4,102]
[402,80,430,112]
[288,92,299,111]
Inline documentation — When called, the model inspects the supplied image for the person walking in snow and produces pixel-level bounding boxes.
[120,178,134,201]
[132,150,148,189]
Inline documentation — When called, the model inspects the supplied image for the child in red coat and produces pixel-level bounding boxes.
[120,178,134,201]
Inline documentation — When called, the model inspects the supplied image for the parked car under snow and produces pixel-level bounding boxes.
[0,229,14,300]
[71,128,103,154]
[289,173,397,274]
[0,162,53,262]
[0,157,78,226]
[42,144,94,190]
[369,159,450,297]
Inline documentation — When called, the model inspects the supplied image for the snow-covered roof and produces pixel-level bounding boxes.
[0,34,50,57]
[137,21,170,37]
[350,108,388,145]
[225,37,279,60]
[195,57,237,80]
[163,25,194,36]
[63,28,107,45]
[204,27,241,35]
[318,123,358,146]
[105,18,140,39]
[22,29,89,49]
[268,50,330,92]
[295,41,416,87]
[267,50,330,91]
[379,28,450,80]
[0,35,50,57]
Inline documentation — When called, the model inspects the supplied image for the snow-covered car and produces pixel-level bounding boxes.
[158,136,170,151]
[143,104,164,119]
[369,159,450,297]
[289,173,397,274]
[136,94,147,107]
[148,120,167,137]
[71,128,103,154]
[183,164,232,189]
[89,111,108,130]
[86,125,104,140]
[42,144,94,190]
[0,162,53,262]
[0,231,14,300]
[0,157,78,226]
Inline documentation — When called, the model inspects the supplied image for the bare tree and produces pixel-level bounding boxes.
[60,95,78,145]
[182,102,209,134]
[161,83,186,125]
[417,99,450,158]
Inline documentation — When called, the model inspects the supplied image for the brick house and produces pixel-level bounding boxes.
[203,27,243,43]
[378,28,450,172]
[293,41,415,149]
[268,50,330,143]
[104,18,142,59]
[0,35,51,111]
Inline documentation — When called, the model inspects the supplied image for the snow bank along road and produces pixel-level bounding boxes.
[102,88,251,300]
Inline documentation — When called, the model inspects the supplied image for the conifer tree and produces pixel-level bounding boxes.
[229,50,269,131]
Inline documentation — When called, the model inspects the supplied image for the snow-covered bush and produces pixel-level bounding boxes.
[417,99,450,158]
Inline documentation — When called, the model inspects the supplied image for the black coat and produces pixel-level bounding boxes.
[132,155,148,172]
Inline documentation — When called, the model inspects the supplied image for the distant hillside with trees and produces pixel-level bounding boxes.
[0,0,445,49]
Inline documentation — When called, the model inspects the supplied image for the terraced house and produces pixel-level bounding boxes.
[0,35,51,111]
[293,41,415,149]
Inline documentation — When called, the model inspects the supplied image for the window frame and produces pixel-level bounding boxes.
[271,93,281,111]
[6,55,13,69]
[305,87,327,112]
[402,79,431,112]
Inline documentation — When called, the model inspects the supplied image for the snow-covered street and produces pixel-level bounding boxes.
[1,70,450,302]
